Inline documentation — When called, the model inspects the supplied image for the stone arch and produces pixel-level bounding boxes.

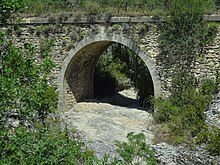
[58,33,161,111]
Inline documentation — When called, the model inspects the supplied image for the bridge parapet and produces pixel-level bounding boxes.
[3,15,220,25]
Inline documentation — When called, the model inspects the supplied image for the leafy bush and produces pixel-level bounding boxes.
[153,99,181,123]
[154,0,219,152]
[0,0,25,23]
[197,126,220,156]
[116,132,157,165]
[0,33,56,125]
[154,78,217,143]
[159,0,216,68]
[0,124,96,164]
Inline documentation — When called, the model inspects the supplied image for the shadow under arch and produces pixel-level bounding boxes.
[58,33,161,111]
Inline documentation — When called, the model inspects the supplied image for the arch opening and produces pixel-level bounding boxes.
[94,43,154,107]
[58,33,161,111]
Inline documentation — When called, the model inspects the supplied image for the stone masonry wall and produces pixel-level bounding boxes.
[1,16,219,111]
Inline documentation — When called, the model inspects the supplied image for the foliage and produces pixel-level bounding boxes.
[153,78,217,143]
[196,126,220,156]
[95,48,127,80]
[83,1,101,15]
[19,0,219,16]
[0,33,57,126]
[23,0,78,15]
[0,0,217,17]
[154,0,220,155]
[159,0,216,68]
[116,132,157,165]
[0,123,96,164]
[0,124,158,164]
[0,0,25,23]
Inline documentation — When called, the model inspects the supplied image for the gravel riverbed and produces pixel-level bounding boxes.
[60,101,156,158]
[60,89,220,164]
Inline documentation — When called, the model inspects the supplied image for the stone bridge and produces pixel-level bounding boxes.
[2,15,220,111]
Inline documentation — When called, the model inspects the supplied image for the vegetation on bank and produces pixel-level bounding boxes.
[0,0,219,17]
[153,0,220,156]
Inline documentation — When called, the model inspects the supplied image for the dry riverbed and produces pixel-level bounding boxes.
[61,88,156,158]
[60,89,220,164]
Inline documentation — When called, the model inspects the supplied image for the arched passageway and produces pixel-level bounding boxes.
[58,33,161,111]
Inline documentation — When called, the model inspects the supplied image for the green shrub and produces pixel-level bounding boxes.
[116,132,157,165]
[200,78,218,95]
[159,0,216,68]
[0,33,56,125]
[153,78,216,142]
[153,99,181,123]
[197,127,220,156]
[153,75,219,151]
[0,0,25,23]
[0,124,96,164]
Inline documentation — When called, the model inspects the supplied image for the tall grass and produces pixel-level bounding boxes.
[20,0,168,16]
[21,0,220,17]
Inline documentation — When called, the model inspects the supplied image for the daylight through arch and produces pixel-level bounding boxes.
[58,33,161,111]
